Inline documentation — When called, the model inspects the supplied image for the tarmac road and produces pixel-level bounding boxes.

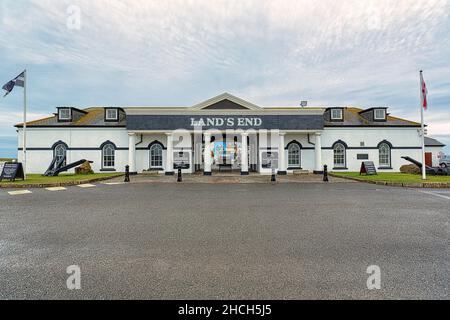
[0,182,448,299]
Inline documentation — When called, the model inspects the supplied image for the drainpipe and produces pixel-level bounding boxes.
[308,133,315,146]
[135,134,143,146]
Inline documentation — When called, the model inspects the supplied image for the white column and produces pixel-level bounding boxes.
[241,133,249,175]
[314,132,323,173]
[204,133,212,175]
[278,132,287,174]
[128,133,136,173]
[166,132,174,175]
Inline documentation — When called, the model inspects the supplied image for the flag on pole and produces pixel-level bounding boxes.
[420,70,428,110]
[2,71,25,97]
[2,69,28,180]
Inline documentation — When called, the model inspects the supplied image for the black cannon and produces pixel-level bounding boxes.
[44,156,92,177]
[401,156,449,176]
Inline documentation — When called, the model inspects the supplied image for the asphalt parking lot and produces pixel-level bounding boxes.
[0,182,448,299]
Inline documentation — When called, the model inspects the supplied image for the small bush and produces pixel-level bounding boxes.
[400,164,420,174]
[75,161,94,175]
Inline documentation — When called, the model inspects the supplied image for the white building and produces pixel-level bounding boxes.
[16,93,438,175]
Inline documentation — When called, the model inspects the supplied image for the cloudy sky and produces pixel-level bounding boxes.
[0,0,449,157]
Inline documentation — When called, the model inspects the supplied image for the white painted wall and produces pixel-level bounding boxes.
[17,126,424,174]
[321,128,422,172]
[135,133,167,173]
[17,128,129,174]
[284,133,316,172]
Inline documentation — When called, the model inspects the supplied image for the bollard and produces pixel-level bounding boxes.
[271,168,277,183]
[124,165,130,183]
[323,165,329,182]
[177,168,182,182]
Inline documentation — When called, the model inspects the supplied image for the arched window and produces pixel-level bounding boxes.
[288,143,301,167]
[379,142,391,167]
[150,144,163,168]
[333,143,346,168]
[53,143,67,166]
[102,143,115,168]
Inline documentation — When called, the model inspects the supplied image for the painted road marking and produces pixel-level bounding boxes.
[77,184,96,188]
[46,187,67,192]
[102,182,125,185]
[418,190,450,201]
[8,190,32,196]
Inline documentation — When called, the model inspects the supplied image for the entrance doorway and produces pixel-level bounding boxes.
[425,152,433,167]
[193,133,258,173]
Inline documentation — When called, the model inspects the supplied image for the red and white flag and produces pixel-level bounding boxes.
[420,71,428,110]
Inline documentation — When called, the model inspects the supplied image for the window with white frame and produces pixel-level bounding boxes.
[379,142,391,167]
[54,143,67,166]
[150,144,163,168]
[102,143,115,168]
[374,109,386,120]
[331,109,343,120]
[58,108,71,120]
[333,143,346,168]
[105,109,118,121]
[288,143,301,167]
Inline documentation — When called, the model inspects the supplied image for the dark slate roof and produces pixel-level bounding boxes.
[325,107,421,127]
[17,106,421,128]
[16,107,126,127]
[425,137,446,147]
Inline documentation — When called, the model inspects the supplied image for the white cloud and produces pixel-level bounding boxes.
[0,0,449,151]
[0,106,47,137]
[1,0,448,77]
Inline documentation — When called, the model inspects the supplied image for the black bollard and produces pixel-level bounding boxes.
[271,168,277,183]
[177,168,182,182]
[323,165,329,182]
[124,165,130,183]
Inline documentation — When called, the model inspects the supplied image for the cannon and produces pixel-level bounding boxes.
[401,156,449,176]
[44,156,92,177]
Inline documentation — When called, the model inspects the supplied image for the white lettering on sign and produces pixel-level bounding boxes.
[190,117,262,127]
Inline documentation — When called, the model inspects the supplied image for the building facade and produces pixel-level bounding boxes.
[16,93,432,175]
[424,137,446,167]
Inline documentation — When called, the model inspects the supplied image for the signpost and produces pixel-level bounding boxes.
[261,152,278,182]
[173,151,190,183]
[0,162,25,182]
[173,151,190,170]
[360,161,377,176]
[261,152,279,170]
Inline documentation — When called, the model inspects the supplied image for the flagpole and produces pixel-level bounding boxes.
[23,69,27,180]
[420,70,426,180]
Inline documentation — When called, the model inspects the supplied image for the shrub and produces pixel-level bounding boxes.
[75,161,94,175]
[400,164,420,174]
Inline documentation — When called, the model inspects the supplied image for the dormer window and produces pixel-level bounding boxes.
[374,109,387,121]
[105,108,119,121]
[331,108,343,121]
[58,108,71,121]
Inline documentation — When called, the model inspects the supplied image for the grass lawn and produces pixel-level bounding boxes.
[0,173,123,187]
[0,158,14,162]
[332,172,450,183]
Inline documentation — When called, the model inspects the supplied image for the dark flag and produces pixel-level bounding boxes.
[2,71,25,97]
